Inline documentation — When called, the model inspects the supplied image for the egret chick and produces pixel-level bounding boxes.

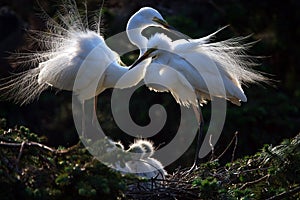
[135,139,155,158]
[105,139,131,173]
[126,142,154,178]
[126,140,167,179]
[135,139,167,179]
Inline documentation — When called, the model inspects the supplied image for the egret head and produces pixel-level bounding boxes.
[127,7,188,39]
[114,141,125,150]
[135,139,155,158]
[127,7,188,53]
[106,139,125,152]
[128,7,170,30]
[136,7,189,38]
[127,142,145,160]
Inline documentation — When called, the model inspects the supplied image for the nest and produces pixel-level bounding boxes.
[124,133,300,200]
[125,169,204,199]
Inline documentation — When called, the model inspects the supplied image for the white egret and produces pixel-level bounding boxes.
[0,1,151,136]
[87,137,167,178]
[0,2,268,172]
[105,139,132,173]
[127,7,269,170]
[126,7,220,169]
[135,139,167,178]
[129,32,268,169]
[126,139,167,179]
[0,5,183,137]
[126,141,157,178]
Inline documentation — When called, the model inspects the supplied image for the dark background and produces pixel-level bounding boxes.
[0,0,299,170]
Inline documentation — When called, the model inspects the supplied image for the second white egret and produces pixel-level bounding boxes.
[130,31,268,169]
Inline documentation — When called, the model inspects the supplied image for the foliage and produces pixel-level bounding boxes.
[0,124,128,200]
[126,132,300,199]
[0,1,299,168]
[0,123,299,199]
[0,0,299,198]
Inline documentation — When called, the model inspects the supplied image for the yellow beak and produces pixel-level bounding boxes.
[152,17,189,40]
[129,48,156,70]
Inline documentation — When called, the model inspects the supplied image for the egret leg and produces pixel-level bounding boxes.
[81,100,86,138]
[92,95,98,125]
[80,98,98,140]
[189,100,205,172]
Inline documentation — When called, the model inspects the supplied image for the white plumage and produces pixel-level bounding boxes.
[106,139,167,179]
[135,139,167,178]
[127,7,268,169]
[0,3,269,171]
[128,14,268,106]
[127,7,267,106]
[126,140,167,179]
[0,18,147,105]
[126,7,177,58]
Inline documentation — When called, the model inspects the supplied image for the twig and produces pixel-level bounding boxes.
[217,131,238,160]
[209,134,215,160]
[15,141,25,171]
[231,132,238,162]
[266,186,300,200]
[239,174,269,190]
[0,140,80,154]
[237,167,269,175]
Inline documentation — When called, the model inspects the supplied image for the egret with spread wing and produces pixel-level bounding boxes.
[129,31,268,170]
[0,1,150,136]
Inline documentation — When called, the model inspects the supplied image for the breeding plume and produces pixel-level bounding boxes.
[0,2,152,135]
[130,30,268,168]
[0,3,269,170]
[1,3,154,102]
[126,7,267,169]
[0,5,186,136]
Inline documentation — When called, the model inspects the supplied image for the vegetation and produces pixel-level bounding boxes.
[0,124,299,199]
[0,0,299,199]
[0,122,128,199]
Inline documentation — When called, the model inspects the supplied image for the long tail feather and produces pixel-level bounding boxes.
[196,35,271,86]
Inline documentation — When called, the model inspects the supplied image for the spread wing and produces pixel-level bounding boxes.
[144,62,198,107]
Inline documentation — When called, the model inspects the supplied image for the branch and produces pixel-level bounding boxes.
[239,174,269,190]
[266,186,300,200]
[209,134,215,160]
[231,132,238,162]
[0,140,80,154]
[217,131,238,160]
[15,141,25,171]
